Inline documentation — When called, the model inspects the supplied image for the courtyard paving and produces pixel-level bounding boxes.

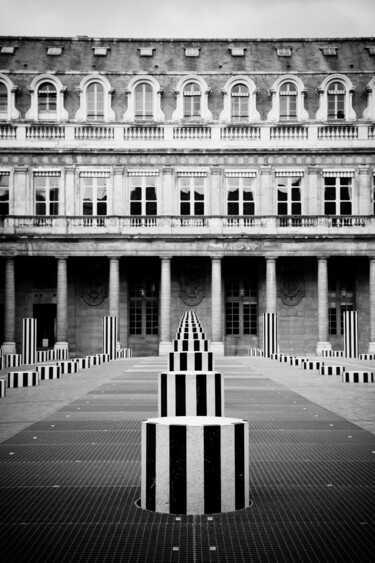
[0,354,374,562]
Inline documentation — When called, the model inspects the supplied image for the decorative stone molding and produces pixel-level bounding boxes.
[75,75,115,122]
[219,75,260,123]
[0,74,20,121]
[25,74,68,122]
[315,74,356,121]
[172,75,212,122]
[123,75,164,122]
[267,75,308,122]
[363,77,375,120]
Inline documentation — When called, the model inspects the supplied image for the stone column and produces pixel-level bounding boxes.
[316,257,332,355]
[307,166,320,215]
[357,167,370,216]
[259,166,272,215]
[64,166,76,217]
[1,257,16,355]
[368,258,375,353]
[266,257,277,313]
[211,256,224,355]
[109,257,120,345]
[112,166,124,216]
[210,167,222,215]
[55,257,69,353]
[161,167,174,215]
[159,257,173,355]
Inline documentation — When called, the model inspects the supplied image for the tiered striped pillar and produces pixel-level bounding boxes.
[103,316,117,360]
[344,311,358,358]
[263,313,278,358]
[22,318,37,365]
[141,417,249,514]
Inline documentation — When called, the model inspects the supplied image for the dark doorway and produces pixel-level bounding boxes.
[33,304,56,348]
[0,304,4,345]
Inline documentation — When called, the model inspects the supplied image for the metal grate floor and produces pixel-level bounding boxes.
[1,359,375,562]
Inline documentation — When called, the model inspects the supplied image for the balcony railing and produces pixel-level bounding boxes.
[1,122,373,146]
[1,215,374,236]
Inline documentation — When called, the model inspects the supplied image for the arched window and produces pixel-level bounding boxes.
[87,82,105,121]
[135,83,153,121]
[279,82,297,121]
[267,76,308,122]
[0,82,8,117]
[231,84,249,122]
[38,82,57,120]
[183,82,201,120]
[327,81,345,120]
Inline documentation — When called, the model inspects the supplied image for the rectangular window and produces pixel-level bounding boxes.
[329,278,354,335]
[34,174,59,215]
[0,172,10,215]
[130,176,157,216]
[179,176,205,216]
[129,279,158,335]
[277,177,301,215]
[225,277,257,336]
[324,176,352,215]
[81,176,107,216]
[226,177,255,216]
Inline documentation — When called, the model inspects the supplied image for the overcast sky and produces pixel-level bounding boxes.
[1,0,374,38]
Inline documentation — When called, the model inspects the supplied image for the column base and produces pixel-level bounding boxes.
[368,342,375,354]
[210,342,225,356]
[316,342,332,356]
[1,342,17,355]
[159,341,173,356]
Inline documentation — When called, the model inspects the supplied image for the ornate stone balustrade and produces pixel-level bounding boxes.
[0,123,373,145]
[2,215,375,237]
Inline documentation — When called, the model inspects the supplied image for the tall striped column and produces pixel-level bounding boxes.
[316,257,332,355]
[159,257,172,355]
[109,258,120,346]
[369,258,375,354]
[1,257,16,356]
[211,257,224,355]
[55,257,69,356]
[141,417,249,514]
[263,313,278,358]
[103,316,117,360]
[22,318,37,365]
[344,311,358,358]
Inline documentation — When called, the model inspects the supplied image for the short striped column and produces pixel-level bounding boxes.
[342,371,374,383]
[37,365,61,380]
[0,378,6,397]
[55,348,69,360]
[302,360,324,371]
[74,357,91,370]
[8,371,39,388]
[320,365,344,376]
[36,351,49,363]
[5,354,22,368]
[141,416,249,514]
[22,318,37,365]
[359,354,375,360]
[344,311,358,358]
[263,313,278,358]
[103,316,117,360]
[158,372,224,417]
[57,361,78,374]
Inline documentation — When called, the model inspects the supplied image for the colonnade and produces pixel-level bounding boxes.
[2,255,375,355]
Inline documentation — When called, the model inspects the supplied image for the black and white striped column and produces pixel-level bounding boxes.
[37,365,61,380]
[158,372,224,417]
[8,371,39,388]
[263,313,278,358]
[22,318,37,365]
[169,352,213,372]
[103,316,117,360]
[344,311,358,358]
[141,417,249,514]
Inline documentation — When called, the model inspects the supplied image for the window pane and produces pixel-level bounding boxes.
[228,202,239,215]
[87,82,104,121]
[0,83,8,113]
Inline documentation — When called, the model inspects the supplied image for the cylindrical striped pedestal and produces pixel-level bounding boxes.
[37,365,62,380]
[359,354,375,361]
[73,357,91,370]
[263,313,278,358]
[302,361,324,371]
[342,371,374,383]
[8,371,39,388]
[5,354,22,368]
[37,351,49,363]
[22,318,37,365]
[141,416,249,514]
[103,316,117,360]
[169,352,213,372]
[344,311,358,358]
[158,372,224,417]
[0,378,6,397]
[57,361,78,374]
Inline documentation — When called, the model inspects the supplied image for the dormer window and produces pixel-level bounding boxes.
[135,83,153,120]
[47,47,62,56]
[327,81,345,120]
[231,84,249,122]
[139,48,154,57]
[321,47,338,56]
[183,82,201,120]
[220,76,260,124]
[0,82,7,116]
[1,46,16,54]
[229,47,245,57]
[277,48,291,57]
[38,82,57,120]
[0,75,20,121]
[93,47,109,56]
[123,76,164,123]
[279,82,297,121]
[75,75,115,122]
[185,48,200,57]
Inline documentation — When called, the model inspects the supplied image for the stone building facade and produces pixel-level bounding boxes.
[0,36,375,357]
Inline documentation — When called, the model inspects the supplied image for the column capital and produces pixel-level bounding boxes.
[369,256,375,262]
[260,165,272,175]
[56,255,68,261]
[358,166,370,175]
[160,255,172,262]
[210,166,222,175]
[14,166,28,173]
[317,255,329,262]
[307,166,320,175]
[265,255,278,261]
[162,166,174,175]
[210,255,223,261]
[108,256,121,261]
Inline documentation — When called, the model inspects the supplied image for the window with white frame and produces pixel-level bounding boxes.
[276,174,302,215]
[135,83,153,121]
[226,172,256,215]
[179,174,205,216]
[183,82,201,120]
[267,76,308,122]
[0,82,7,117]
[129,278,159,335]
[231,83,249,122]
[86,82,105,121]
[279,82,297,121]
[129,175,157,216]
[329,275,354,335]
[225,277,258,336]
[0,171,10,215]
[315,75,356,122]
[323,172,353,215]
[80,172,109,216]
[34,172,60,215]
[0,75,20,121]
[37,82,57,120]
[327,81,345,120]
